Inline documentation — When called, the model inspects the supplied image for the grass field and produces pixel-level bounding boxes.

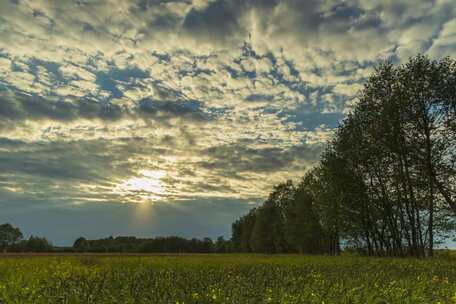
[0,254,455,304]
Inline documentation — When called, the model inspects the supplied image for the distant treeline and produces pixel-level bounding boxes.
[9,236,54,253]
[0,223,232,253]
[231,55,456,258]
[0,223,53,252]
[72,236,232,253]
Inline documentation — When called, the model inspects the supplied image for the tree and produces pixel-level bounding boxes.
[0,223,23,252]
[320,55,456,257]
[250,204,276,253]
[25,236,53,252]
[284,176,324,254]
[215,236,231,253]
[250,181,294,253]
[232,208,256,252]
[73,237,90,252]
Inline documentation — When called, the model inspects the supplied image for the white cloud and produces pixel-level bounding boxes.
[0,0,454,209]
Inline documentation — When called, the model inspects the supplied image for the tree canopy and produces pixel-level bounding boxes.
[0,223,23,251]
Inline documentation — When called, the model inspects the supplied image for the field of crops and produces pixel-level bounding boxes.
[0,254,455,303]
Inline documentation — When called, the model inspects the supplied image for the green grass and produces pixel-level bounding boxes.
[0,254,455,303]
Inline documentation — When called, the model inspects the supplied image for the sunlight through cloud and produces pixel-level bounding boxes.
[116,170,167,203]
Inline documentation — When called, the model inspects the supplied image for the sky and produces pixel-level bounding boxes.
[0,0,455,246]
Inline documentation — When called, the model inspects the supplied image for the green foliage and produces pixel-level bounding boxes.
[0,223,23,251]
[71,236,227,253]
[0,255,455,303]
[284,179,325,254]
[10,236,53,253]
[233,177,337,254]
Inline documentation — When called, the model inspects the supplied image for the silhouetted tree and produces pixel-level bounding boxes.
[73,236,219,253]
[73,237,90,252]
[0,223,23,252]
[284,175,325,254]
[232,208,256,252]
[24,236,53,252]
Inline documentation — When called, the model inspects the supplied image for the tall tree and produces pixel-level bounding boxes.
[284,174,324,254]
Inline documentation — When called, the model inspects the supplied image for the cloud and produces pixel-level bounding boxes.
[199,142,322,174]
[0,91,125,123]
[0,0,455,243]
[183,0,245,42]
[429,18,456,58]
[137,98,209,121]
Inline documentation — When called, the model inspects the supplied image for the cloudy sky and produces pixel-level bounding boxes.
[0,0,455,245]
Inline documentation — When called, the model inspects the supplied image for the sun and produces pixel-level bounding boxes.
[117,170,167,203]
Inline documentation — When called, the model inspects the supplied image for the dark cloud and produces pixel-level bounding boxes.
[183,0,246,42]
[326,2,364,22]
[138,98,207,121]
[0,91,125,123]
[199,142,322,174]
[135,0,191,10]
[82,22,96,33]
[0,139,122,181]
[151,51,172,63]
[0,64,214,124]
[148,13,182,31]
[352,12,383,30]
[245,94,274,102]
[0,92,24,120]
[283,1,370,36]
[268,0,323,35]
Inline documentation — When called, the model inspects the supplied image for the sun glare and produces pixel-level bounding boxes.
[117,170,167,203]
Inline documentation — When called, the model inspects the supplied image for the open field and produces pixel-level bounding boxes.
[0,255,455,303]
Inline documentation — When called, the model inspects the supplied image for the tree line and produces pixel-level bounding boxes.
[72,236,232,253]
[231,55,456,257]
[0,223,53,252]
[0,223,233,253]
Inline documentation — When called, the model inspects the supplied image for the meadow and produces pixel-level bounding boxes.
[0,254,455,304]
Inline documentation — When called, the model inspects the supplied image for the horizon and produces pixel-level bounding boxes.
[0,0,455,247]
